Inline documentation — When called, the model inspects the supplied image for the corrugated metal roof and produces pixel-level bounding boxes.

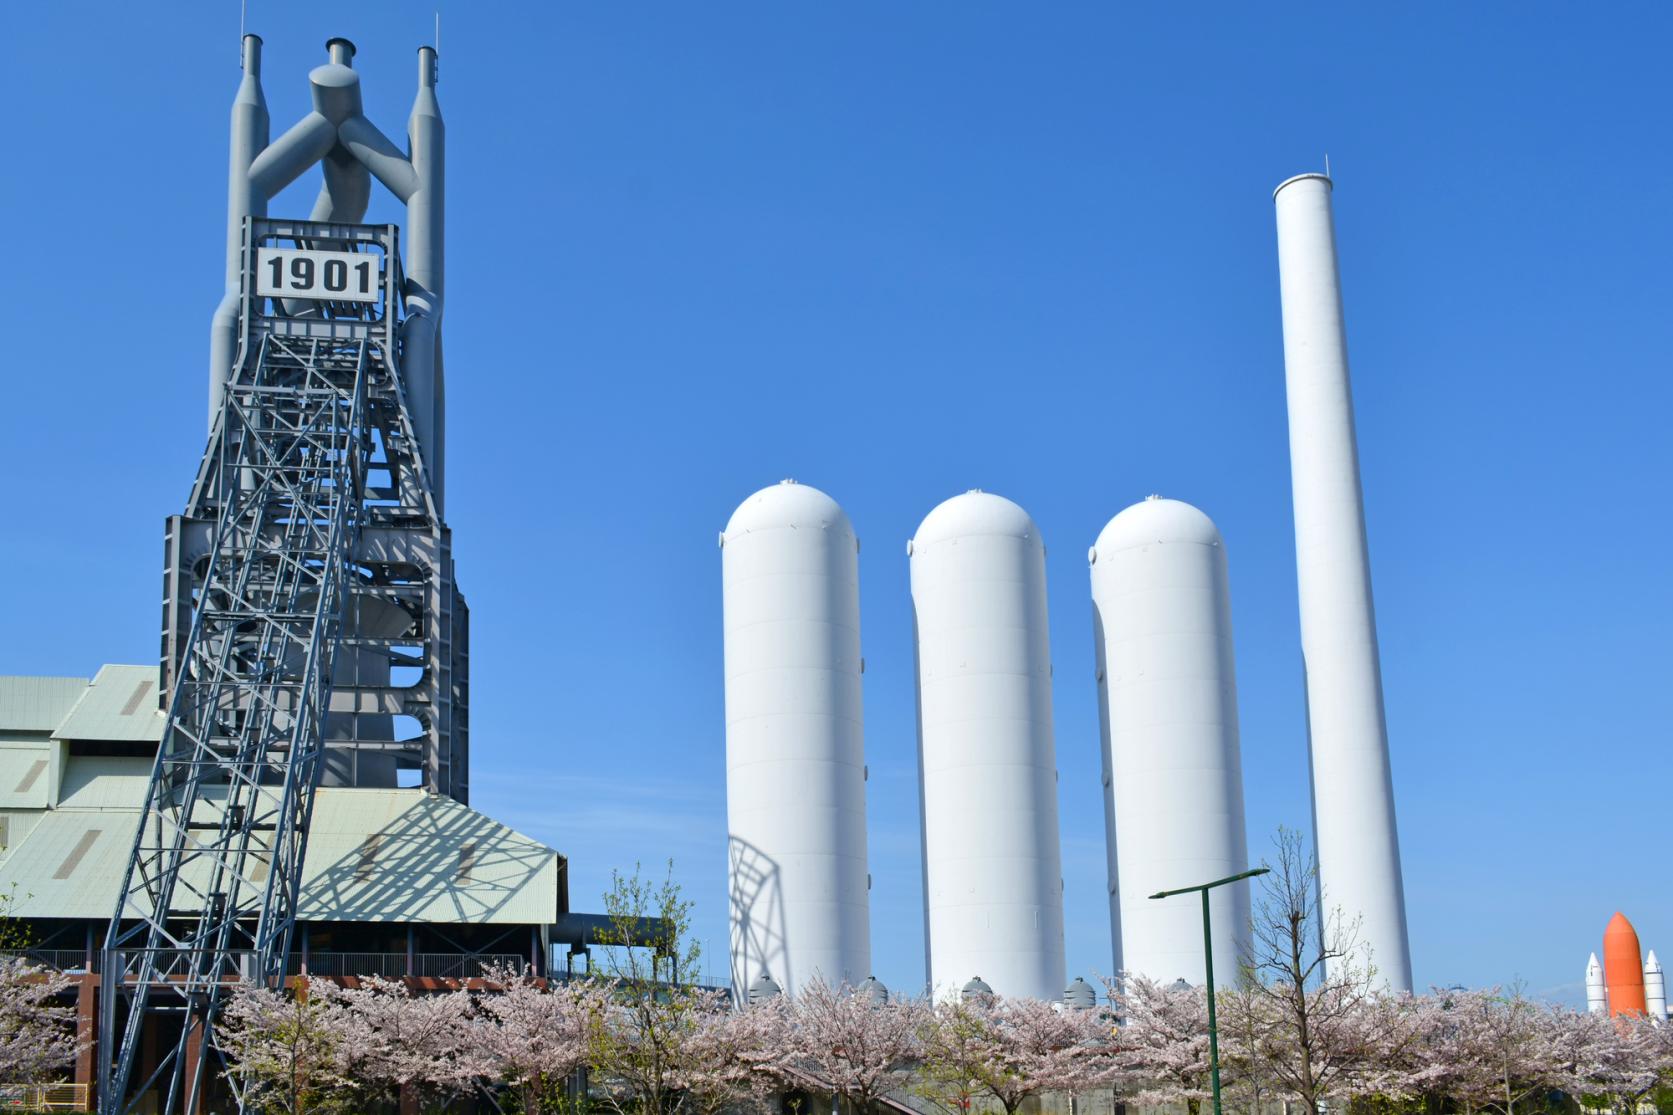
[52,666,164,743]
[58,756,151,811]
[0,747,53,810]
[0,764,562,926]
[0,677,90,733]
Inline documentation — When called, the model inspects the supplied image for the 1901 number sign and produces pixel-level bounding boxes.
[256,247,380,303]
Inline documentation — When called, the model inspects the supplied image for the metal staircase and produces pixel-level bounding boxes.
[99,219,458,1115]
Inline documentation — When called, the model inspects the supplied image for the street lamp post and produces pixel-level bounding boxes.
[1148,867,1270,1115]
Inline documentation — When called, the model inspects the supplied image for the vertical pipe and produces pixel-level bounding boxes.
[401,46,446,513]
[310,39,371,225]
[208,34,269,429]
[1273,173,1412,991]
[1203,890,1222,1115]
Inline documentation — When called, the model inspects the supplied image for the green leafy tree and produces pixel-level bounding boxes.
[587,862,713,1115]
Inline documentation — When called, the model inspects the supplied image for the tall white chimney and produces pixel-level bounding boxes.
[1273,173,1412,992]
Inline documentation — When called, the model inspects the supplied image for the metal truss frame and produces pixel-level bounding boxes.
[99,219,461,1115]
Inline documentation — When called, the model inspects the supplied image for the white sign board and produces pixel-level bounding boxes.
[256,247,380,303]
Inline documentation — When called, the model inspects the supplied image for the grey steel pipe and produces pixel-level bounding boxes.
[208,37,448,514]
[208,35,270,428]
[398,46,445,512]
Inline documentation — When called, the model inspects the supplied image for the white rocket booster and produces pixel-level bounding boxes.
[1586,952,1607,1014]
[1646,950,1667,1021]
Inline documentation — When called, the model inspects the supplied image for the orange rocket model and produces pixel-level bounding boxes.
[1603,912,1647,1016]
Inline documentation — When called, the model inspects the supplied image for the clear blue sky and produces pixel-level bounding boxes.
[1,4,1668,1003]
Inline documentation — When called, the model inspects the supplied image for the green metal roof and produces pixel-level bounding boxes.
[52,666,164,743]
[0,747,54,810]
[0,677,90,733]
[0,667,564,928]
[0,762,563,926]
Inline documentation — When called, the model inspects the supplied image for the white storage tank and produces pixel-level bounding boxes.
[1090,496,1251,987]
[721,481,871,997]
[910,490,1066,1000]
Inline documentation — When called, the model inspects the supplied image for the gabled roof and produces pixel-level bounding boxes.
[0,768,562,926]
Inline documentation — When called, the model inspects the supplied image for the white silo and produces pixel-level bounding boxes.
[1273,173,1412,991]
[1090,496,1251,987]
[910,491,1066,1001]
[721,480,871,998]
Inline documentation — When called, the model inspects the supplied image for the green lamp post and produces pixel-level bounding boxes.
[1148,866,1270,1115]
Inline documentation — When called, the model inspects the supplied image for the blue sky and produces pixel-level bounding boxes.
[1,4,1668,1003]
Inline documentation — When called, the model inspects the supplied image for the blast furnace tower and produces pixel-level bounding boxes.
[910,491,1065,1001]
[721,481,872,997]
[101,36,467,1115]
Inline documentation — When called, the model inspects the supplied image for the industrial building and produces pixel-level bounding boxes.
[0,665,567,1111]
[0,31,625,1115]
[0,15,1435,1114]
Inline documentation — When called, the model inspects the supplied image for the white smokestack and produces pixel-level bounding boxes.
[1273,172,1412,992]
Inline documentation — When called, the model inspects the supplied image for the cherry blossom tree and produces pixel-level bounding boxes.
[472,966,609,1115]
[217,977,359,1115]
[1441,985,1567,1115]
[783,978,929,1115]
[0,957,77,1085]
[1111,975,1215,1114]
[1548,1005,1663,1114]
[921,993,1117,1115]
[333,974,480,1106]
[674,997,791,1115]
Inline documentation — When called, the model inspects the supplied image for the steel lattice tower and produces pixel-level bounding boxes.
[101,35,465,1115]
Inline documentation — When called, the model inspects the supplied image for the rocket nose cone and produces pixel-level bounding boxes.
[1605,912,1640,941]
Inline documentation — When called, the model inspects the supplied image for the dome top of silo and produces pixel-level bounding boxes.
[912,490,1037,548]
[1091,496,1222,559]
[747,971,784,1003]
[1063,976,1097,1009]
[723,480,852,539]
